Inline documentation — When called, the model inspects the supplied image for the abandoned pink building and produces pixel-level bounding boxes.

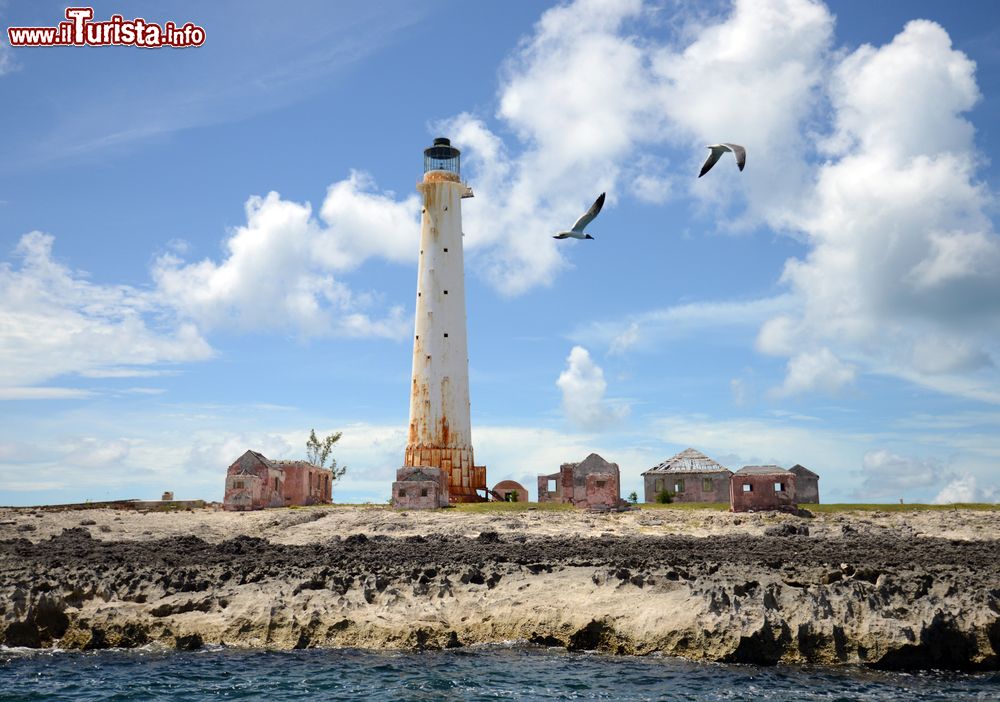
[537,453,621,508]
[392,465,450,509]
[641,448,732,503]
[730,465,797,513]
[223,450,332,511]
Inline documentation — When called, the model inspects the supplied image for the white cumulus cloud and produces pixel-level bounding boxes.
[774,347,856,397]
[760,18,1000,400]
[556,346,629,430]
[857,449,944,499]
[934,474,998,504]
[153,178,414,339]
[0,232,213,396]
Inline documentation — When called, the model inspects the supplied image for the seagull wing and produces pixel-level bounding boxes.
[722,143,746,171]
[570,192,606,232]
[698,148,724,177]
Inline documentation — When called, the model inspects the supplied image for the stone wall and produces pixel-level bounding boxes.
[730,473,797,513]
[223,462,284,511]
[537,473,561,503]
[793,475,819,504]
[584,472,619,508]
[538,455,621,508]
[644,472,732,503]
[392,466,449,509]
[281,462,332,507]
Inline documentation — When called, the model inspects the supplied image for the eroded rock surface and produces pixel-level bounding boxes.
[1,515,998,670]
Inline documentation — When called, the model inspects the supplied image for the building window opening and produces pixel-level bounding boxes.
[742,484,752,493]
[444,290,448,294]
[547,479,557,492]
[444,248,448,252]
[421,489,428,497]
[674,479,685,493]
[596,480,606,488]
[274,477,279,490]
[654,479,664,492]
[444,333,449,338]
[774,482,785,492]
[398,490,405,498]
[703,478,713,492]
[235,480,244,489]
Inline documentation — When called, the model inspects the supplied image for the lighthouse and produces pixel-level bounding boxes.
[393,138,485,506]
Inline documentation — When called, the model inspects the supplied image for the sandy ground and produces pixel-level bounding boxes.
[0,503,997,545]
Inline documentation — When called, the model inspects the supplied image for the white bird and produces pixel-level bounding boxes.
[699,143,746,177]
[553,192,605,240]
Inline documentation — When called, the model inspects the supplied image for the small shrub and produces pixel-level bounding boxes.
[656,489,674,504]
[627,491,638,505]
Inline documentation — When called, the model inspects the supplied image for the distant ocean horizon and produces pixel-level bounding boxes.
[3,645,998,701]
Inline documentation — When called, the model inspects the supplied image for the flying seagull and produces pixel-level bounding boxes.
[698,143,746,177]
[553,192,605,240]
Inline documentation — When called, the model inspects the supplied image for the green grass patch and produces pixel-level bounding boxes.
[453,501,577,513]
[288,501,999,513]
[637,502,729,511]
[803,503,1000,513]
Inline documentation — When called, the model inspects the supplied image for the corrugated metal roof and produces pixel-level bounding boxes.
[642,448,731,475]
[737,464,789,475]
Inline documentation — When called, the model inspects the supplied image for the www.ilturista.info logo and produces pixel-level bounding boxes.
[7,7,205,48]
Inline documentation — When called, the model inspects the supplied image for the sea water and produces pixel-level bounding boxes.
[2,646,998,701]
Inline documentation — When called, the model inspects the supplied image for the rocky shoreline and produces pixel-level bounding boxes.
[1,507,998,670]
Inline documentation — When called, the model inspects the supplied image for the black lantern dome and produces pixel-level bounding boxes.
[423,137,460,176]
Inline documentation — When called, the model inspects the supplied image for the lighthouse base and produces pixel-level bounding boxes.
[403,446,486,503]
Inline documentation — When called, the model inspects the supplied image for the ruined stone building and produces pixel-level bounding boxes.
[537,453,621,508]
[789,464,820,503]
[641,448,732,503]
[223,450,332,511]
[392,466,449,509]
[729,465,797,513]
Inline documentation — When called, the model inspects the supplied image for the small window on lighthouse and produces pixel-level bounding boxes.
[444,248,448,252]
[444,333,449,338]
[444,290,449,295]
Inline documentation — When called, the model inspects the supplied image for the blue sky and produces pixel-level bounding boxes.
[2,0,999,506]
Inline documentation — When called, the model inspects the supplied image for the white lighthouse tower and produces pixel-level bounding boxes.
[393,137,485,506]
